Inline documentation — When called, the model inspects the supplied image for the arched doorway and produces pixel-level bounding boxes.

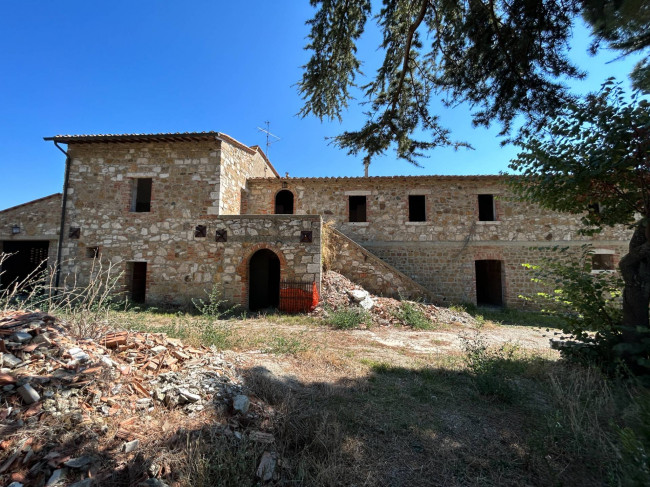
[275,190,294,214]
[249,249,280,311]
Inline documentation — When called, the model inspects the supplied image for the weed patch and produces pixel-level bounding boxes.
[393,301,434,329]
[328,307,370,329]
[264,333,310,355]
[192,284,239,319]
[461,331,523,402]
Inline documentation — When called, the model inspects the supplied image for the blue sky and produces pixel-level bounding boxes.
[0,1,644,209]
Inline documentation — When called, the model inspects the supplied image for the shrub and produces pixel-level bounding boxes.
[521,245,633,372]
[192,284,238,320]
[461,331,521,402]
[328,307,370,329]
[394,300,434,329]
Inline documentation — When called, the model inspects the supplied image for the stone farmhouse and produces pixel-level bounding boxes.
[0,131,631,311]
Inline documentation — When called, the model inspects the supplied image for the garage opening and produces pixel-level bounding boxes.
[275,190,294,214]
[475,260,504,306]
[0,241,49,290]
[249,249,280,311]
[127,262,147,303]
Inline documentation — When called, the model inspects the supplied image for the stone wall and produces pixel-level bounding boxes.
[58,137,313,308]
[245,176,631,308]
[245,176,631,243]
[218,143,276,215]
[327,227,438,301]
[365,240,627,307]
[0,193,62,266]
[211,215,321,308]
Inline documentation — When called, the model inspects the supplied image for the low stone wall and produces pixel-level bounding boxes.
[327,228,437,301]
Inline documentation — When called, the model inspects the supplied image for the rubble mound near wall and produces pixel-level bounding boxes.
[316,271,476,328]
[0,311,279,487]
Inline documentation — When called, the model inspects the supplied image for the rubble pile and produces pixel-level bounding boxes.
[316,271,475,327]
[0,310,278,487]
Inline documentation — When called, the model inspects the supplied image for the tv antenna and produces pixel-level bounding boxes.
[257,121,280,155]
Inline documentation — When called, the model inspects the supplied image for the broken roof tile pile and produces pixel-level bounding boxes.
[317,271,475,327]
[0,311,275,487]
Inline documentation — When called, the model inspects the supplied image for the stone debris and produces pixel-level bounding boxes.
[0,309,277,487]
[233,394,250,414]
[122,439,140,454]
[256,451,277,482]
[16,384,40,405]
[45,468,66,486]
[316,271,476,327]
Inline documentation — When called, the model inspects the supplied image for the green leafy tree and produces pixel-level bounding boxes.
[298,0,649,165]
[509,81,650,370]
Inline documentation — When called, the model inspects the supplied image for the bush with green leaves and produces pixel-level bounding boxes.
[461,331,521,402]
[192,284,238,320]
[328,307,370,329]
[521,245,637,371]
[393,300,434,330]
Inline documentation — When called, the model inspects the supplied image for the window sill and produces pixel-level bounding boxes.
[347,221,370,226]
[405,221,428,225]
[476,220,501,225]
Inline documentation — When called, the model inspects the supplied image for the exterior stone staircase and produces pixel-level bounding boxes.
[327,227,441,302]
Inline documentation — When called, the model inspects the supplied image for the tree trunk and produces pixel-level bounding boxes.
[619,223,650,345]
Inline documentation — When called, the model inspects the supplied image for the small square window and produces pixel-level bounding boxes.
[131,178,152,212]
[194,225,207,238]
[349,196,366,222]
[478,194,495,221]
[86,246,99,259]
[409,195,426,222]
[592,253,615,271]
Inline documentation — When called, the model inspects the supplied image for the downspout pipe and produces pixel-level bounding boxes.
[52,141,71,289]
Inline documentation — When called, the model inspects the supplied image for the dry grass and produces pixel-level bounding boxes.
[5,299,644,486]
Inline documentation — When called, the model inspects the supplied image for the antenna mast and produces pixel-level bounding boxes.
[256,121,280,156]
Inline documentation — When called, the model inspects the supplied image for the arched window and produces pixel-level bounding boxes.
[275,190,294,214]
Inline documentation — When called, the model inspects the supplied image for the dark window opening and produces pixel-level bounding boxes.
[127,262,147,303]
[132,178,152,212]
[349,196,367,222]
[478,194,495,221]
[275,190,294,214]
[249,249,280,311]
[592,253,615,271]
[86,246,99,259]
[409,195,426,222]
[0,241,49,290]
[475,260,503,306]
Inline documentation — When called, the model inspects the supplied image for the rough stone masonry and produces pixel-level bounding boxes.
[0,131,631,310]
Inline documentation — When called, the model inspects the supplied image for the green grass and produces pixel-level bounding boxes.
[263,332,310,355]
[393,301,434,329]
[327,307,370,329]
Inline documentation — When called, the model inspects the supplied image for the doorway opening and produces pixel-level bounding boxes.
[0,241,49,289]
[127,262,147,303]
[275,190,294,214]
[475,260,504,306]
[249,249,280,311]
